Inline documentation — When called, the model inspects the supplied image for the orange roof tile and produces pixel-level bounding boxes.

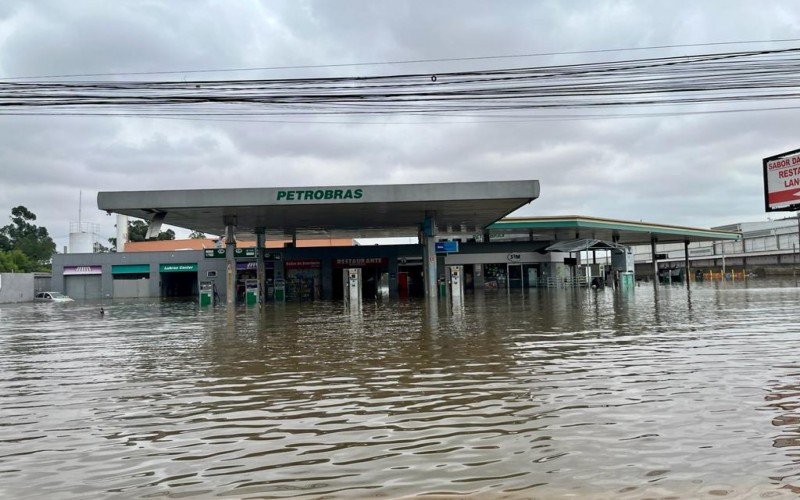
[124,238,354,252]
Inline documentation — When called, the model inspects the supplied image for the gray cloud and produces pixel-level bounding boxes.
[1,0,799,250]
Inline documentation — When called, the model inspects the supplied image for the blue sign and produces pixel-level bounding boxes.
[435,241,459,253]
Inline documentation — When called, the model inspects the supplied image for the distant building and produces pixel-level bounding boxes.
[629,215,799,276]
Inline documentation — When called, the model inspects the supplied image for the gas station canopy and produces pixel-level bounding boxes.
[490,215,740,245]
[97,180,540,239]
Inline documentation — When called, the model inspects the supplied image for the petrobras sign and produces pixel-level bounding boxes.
[63,265,102,275]
[276,188,363,202]
[763,149,800,212]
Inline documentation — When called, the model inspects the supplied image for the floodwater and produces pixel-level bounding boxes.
[1,281,799,499]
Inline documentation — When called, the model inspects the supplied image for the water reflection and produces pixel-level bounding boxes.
[0,281,798,498]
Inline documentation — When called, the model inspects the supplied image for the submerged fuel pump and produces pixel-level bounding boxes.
[244,279,259,306]
[344,268,362,305]
[446,265,464,301]
[199,281,214,306]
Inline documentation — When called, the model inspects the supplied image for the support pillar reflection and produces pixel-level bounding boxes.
[255,227,266,305]
[224,216,237,308]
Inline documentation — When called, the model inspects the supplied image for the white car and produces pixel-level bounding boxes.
[34,292,74,303]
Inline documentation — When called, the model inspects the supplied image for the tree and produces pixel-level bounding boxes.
[127,220,176,242]
[188,231,207,239]
[0,206,56,270]
[0,249,36,272]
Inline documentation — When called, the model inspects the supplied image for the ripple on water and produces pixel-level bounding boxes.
[0,281,799,497]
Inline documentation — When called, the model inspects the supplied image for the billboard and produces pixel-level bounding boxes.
[763,148,800,212]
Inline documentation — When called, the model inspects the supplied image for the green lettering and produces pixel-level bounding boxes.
[295,190,303,199]
[334,189,343,199]
[314,190,324,200]
[277,190,287,200]
[344,189,353,199]
[304,190,313,200]
[354,188,363,199]
[286,191,296,200]
[324,190,334,200]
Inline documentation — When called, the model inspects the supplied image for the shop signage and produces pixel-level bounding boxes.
[63,265,102,275]
[277,188,363,202]
[159,263,198,273]
[204,248,226,258]
[435,241,459,253]
[285,259,321,269]
[763,148,800,211]
[506,253,521,262]
[398,256,422,265]
[204,248,282,260]
[235,261,276,271]
[333,257,388,268]
[111,264,150,275]
[234,248,256,258]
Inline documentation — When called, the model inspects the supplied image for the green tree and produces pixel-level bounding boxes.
[0,206,56,269]
[127,220,176,242]
[0,249,36,272]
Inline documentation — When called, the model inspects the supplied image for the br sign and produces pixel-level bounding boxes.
[763,148,800,212]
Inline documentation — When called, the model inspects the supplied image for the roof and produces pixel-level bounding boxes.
[545,238,627,253]
[489,215,740,244]
[98,180,540,239]
[124,238,355,252]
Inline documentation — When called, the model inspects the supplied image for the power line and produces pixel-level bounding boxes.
[2,47,800,118]
[2,37,800,81]
[5,103,800,124]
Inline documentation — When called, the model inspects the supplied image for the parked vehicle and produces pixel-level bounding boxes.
[34,292,74,303]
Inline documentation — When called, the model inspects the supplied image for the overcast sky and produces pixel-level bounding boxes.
[1,0,799,249]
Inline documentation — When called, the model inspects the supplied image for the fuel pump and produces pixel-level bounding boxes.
[244,279,259,306]
[199,281,214,306]
[446,265,464,300]
[344,268,362,305]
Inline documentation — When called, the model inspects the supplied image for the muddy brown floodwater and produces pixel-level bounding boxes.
[1,280,799,498]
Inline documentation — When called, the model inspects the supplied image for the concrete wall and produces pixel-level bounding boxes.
[0,273,34,303]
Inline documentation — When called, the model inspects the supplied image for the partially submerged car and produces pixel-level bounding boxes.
[34,292,74,303]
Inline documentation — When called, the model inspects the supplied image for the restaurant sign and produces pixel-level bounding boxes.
[285,259,321,269]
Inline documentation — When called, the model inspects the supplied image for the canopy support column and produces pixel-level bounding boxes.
[651,236,658,284]
[224,216,237,308]
[256,227,266,305]
[422,214,438,299]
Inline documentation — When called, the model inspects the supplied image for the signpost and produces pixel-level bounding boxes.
[763,149,800,284]
[763,148,800,212]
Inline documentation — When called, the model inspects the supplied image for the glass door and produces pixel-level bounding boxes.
[507,264,523,289]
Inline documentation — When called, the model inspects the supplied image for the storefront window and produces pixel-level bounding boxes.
[483,263,507,289]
